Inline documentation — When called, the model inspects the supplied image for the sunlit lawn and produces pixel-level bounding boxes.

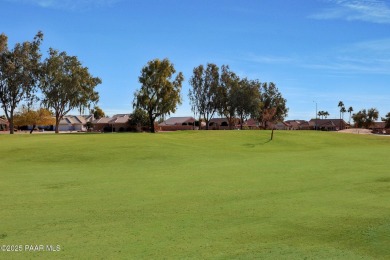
[0,130,389,259]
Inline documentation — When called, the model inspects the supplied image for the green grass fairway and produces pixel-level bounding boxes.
[1,131,390,259]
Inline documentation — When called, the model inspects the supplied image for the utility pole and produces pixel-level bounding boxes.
[313,101,318,130]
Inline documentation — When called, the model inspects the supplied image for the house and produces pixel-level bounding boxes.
[92,114,130,132]
[56,115,94,132]
[92,117,112,132]
[158,117,195,131]
[109,114,130,132]
[159,117,195,126]
[0,118,9,131]
[309,119,348,131]
[208,118,239,130]
[270,121,291,130]
[369,122,386,134]
[243,118,260,129]
[285,120,310,130]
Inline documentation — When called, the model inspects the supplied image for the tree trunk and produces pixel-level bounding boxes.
[8,109,14,134]
[228,116,234,130]
[9,120,14,134]
[55,118,60,134]
[271,128,274,140]
[205,119,209,130]
[149,113,155,133]
[30,125,35,134]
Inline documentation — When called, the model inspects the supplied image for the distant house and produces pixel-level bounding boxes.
[110,114,130,132]
[56,115,94,132]
[92,114,130,132]
[159,117,195,126]
[369,122,386,134]
[243,118,259,129]
[208,118,231,129]
[309,119,348,131]
[285,120,310,130]
[271,121,291,130]
[158,117,195,131]
[0,118,9,131]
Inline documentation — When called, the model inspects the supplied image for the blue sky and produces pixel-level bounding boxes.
[1,0,389,120]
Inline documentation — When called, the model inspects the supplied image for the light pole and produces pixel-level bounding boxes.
[313,101,317,130]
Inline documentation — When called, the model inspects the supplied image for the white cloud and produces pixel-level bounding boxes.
[310,0,390,24]
[243,54,294,65]
[3,0,121,10]
[240,38,390,76]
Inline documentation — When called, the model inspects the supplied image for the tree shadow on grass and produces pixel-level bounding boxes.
[243,139,272,148]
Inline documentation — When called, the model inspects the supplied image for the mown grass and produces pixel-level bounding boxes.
[0,131,389,259]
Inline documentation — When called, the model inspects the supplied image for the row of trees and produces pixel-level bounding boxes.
[188,64,288,130]
[352,108,379,128]
[338,101,354,124]
[0,32,101,134]
[133,60,288,133]
[338,101,390,129]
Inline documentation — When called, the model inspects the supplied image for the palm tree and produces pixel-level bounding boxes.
[318,111,324,119]
[341,107,346,120]
[324,111,329,119]
[338,101,345,130]
[347,106,353,125]
[338,101,344,119]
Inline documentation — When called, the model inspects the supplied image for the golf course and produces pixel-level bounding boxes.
[1,130,389,259]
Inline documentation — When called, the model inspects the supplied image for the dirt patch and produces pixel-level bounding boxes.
[337,128,373,135]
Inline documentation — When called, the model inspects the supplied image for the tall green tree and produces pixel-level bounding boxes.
[0,32,43,134]
[233,78,261,130]
[40,48,101,133]
[352,108,379,128]
[347,106,353,124]
[338,101,346,129]
[338,101,345,119]
[189,63,221,130]
[258,82,288,129]
[134,58,183,133]
[382,112,390,128]
[219,65,240,129]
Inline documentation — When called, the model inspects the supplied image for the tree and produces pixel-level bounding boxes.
[258,82,288,129]
[347,106,353,124]
[40,48,101,133]
[91,106,105,119]
[382,112,390,128]
[318,111,324,119]
[352,108,379,128]
[233,78,261,130]
[13,107,55,134]
[219,65,240,129]
[189,63,221,130]
[129,108,150,132]
[0,32,43,134]
[318,111,329,119]
[352,110,366,128]
[134,58,183,133]
[366,108,379,128]
[338,101,344,115]
[338,101,346,129]
[323,111,329,119]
